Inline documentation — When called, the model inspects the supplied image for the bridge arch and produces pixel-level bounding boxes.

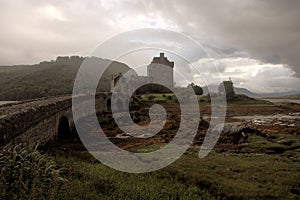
[57,116,72,140]
[106,99,111,110]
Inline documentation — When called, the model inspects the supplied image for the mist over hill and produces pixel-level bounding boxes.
[0,56,131,101]
[202,85,300,98]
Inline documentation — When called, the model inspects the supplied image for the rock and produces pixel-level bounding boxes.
[277,139,294,146]
[115,133,132,139]
[267,135,277,139]
[217,122,262,144]
[266,146,286,154]
[194,122,262,145]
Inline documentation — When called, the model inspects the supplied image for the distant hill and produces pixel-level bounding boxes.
[234,87,260,98]
[0,56,132,101]
[201,85,219,95]
[202,85,300,98]
[265,94,300,99]
[234,87,300,98]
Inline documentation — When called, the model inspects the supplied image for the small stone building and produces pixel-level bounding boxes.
[219,79,235,99]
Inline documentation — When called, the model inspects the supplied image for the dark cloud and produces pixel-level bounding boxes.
[145,0,300,76]
[0,0,299,80]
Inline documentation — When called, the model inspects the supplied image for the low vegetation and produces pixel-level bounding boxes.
[53,155,215,200]
[141,93,272,107]
[0,146,65,199]
[0,144,216,199]
[35,125,299,200]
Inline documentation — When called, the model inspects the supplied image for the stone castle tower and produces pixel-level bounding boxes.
[147,53,174,88]
[219,78,235,99]
[110,53,174,93]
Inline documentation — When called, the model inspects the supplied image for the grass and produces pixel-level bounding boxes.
[53,156,215,200]
[141,93,175,102]
[128,142,165,153]
[226,95,272,106]
[243,134,300,155]
[141,93,273,107]
[172,149,300,199]
[38,141,218,199]
[1,144,216,199]
[128,140,300,199]
[1,133,299,199]
[0,146,65,199]
[37,131,300,200]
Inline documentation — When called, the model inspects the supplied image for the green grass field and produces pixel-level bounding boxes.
[36,130,299,200]
[1,131,299,199]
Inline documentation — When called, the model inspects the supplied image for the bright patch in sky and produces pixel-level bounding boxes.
[39,5,67,21]
[192,57,300,93]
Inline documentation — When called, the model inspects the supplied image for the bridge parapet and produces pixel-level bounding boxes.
[0,97,72,147]
[0,92,129,149]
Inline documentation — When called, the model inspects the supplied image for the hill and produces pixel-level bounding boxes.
[264,94,300,99]
[0,56,132,101]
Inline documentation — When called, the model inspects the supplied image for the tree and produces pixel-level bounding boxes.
[190,83,203,95]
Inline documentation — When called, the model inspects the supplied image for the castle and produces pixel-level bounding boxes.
[111,53,174,93]
[147,53,174,88]
[218,78,235,99]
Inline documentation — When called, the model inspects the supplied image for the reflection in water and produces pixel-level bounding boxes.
[0,101,17,106]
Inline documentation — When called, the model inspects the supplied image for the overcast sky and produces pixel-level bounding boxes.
[1,0,300,93]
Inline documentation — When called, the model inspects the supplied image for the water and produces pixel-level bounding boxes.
[233,113,300,120]
[0,101,17,106]
[263,99,300,104]
[232,113,300,126]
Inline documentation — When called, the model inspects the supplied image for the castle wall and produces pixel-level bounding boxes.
[147,63,174,88]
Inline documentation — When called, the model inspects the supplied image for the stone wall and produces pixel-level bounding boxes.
[0,93,112,149]
[0,98,72,148]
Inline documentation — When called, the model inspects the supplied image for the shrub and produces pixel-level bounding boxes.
[0,146,65,199]
[147,95,155,100]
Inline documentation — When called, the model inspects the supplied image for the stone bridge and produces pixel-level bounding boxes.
[0,93,127,149]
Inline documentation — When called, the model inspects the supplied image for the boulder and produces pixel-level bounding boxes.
[195,122,262,145]
[217,122,262,144]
